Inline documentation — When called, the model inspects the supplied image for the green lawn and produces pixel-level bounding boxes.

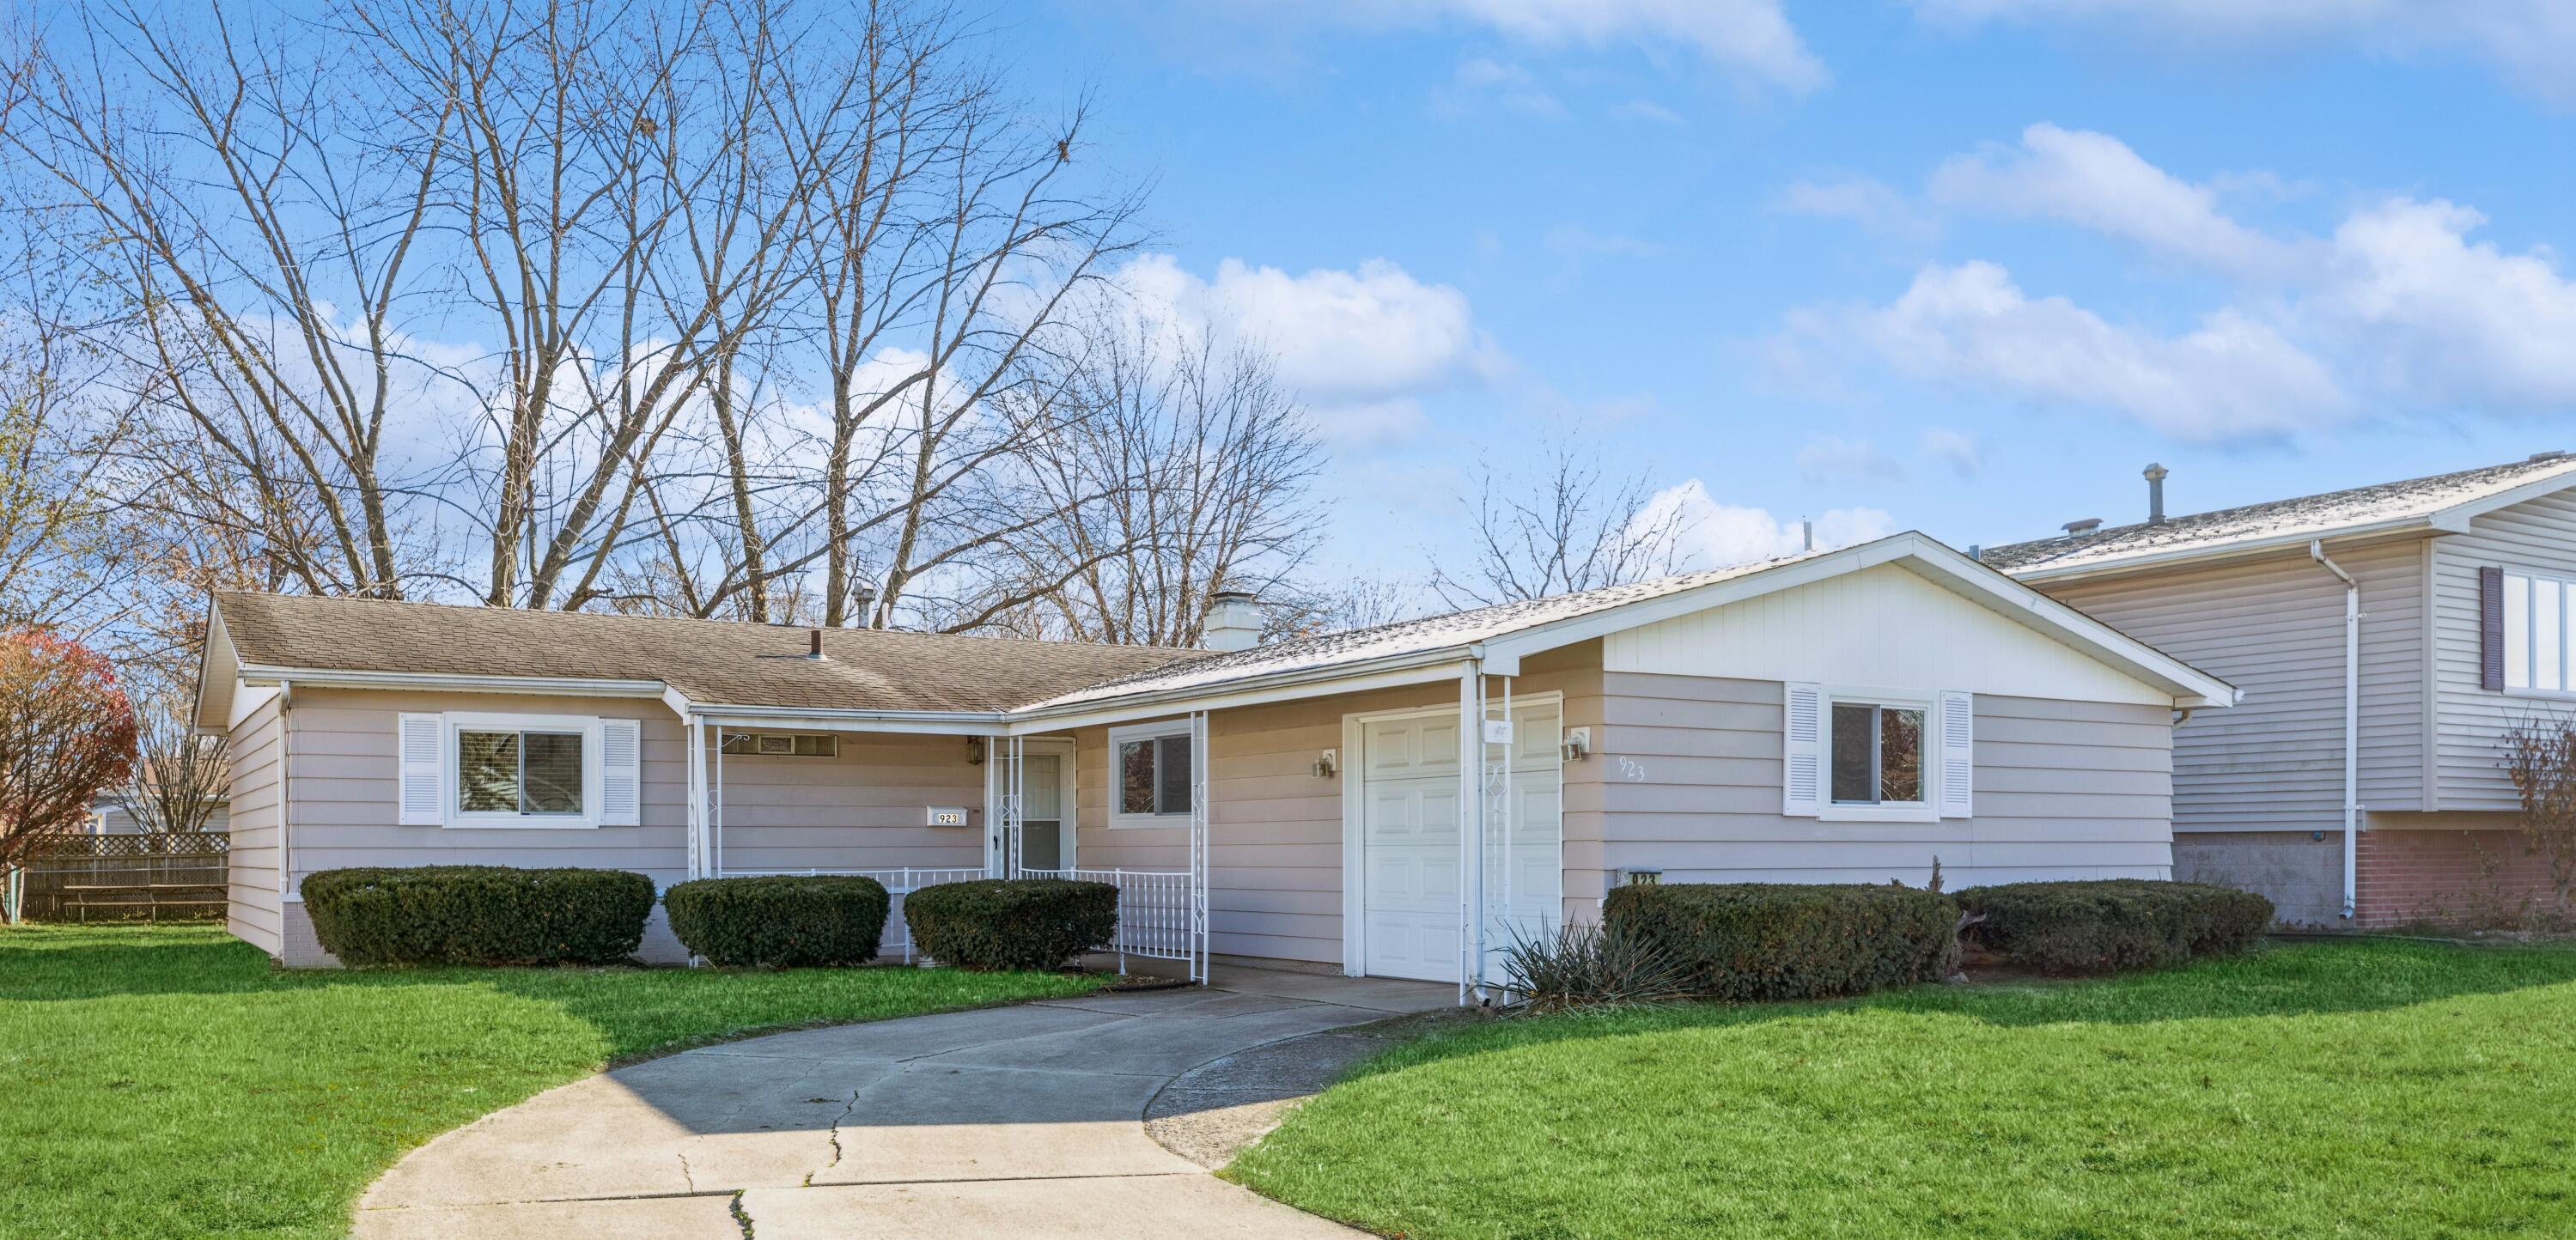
[1230,940,2576,1240]
[0,923,1101,1239]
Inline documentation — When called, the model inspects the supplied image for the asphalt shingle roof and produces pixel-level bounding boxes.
[1977,454,2576,577]
[212,592,1200,714]
[1028,550,1828,709]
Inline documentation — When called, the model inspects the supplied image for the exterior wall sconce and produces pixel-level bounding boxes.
[965,737,986,766]
[1313,748,1338,778]
[1561,726,1591,763]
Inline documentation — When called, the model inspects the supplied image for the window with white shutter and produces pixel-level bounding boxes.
[1781,683,1822,817]
[1938,690,1973,819]
[399,713,445,825]
[600,719,641,826]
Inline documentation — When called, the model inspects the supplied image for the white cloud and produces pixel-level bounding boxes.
[1795,435,1905,483]
[2308,198,2576,410]
[1792,260,2344,441]
[1906,0,2576,103]
[1919,427,1985,477]
[1637,479,1898,566]
[1416,0,1826,93]
[1928,124,2300,277]
[1436,58,1566,119]
[1774,174,1938,242]
[1542,224,1672,263]
[1614,98,1687,125]
[1111,253,1501,442]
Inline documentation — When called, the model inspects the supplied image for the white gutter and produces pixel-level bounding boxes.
[235,665,667,699]
[2311,539,2361,921]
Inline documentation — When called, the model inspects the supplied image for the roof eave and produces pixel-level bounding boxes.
[234,663,673,700]
[2001,516,2445,585]
[1008,644,1483,729]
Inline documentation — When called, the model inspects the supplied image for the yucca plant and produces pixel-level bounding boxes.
[1500,920,1694,1014]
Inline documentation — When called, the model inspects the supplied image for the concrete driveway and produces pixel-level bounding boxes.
[351,967,1449,1239]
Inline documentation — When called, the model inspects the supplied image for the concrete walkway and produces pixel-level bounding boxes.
[352,967,1451,1239]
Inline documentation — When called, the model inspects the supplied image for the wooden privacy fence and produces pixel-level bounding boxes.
[6,833,228,922]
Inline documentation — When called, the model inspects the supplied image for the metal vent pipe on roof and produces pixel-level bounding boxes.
[808,628,826,660]
[2061,517,2103,536]
[2144,462,2168,524]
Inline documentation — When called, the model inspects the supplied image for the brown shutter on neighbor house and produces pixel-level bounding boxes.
[2482,566,2506,690]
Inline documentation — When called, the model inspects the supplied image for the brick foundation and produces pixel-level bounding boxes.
[2353,828,2572,929]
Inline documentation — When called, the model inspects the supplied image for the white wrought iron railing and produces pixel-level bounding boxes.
[1018,866,1199,978]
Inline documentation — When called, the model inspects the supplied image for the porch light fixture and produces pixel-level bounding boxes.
[965,736,985,766]
[1312,748,1337,779]
[1561,726,1591,763]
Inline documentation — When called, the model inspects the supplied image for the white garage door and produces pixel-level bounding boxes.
[1359,702,1562,983]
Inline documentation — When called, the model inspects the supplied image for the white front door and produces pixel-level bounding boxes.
[1356,701,1564,983]
[1360,713,1462,982]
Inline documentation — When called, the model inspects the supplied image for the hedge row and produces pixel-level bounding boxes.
[1599,878,2275,1001]
[904,878,1117,971]
[1954,879,2274,975]
[664,874,890,967]
[1604,882,1961,1001]
[302,866,655,966]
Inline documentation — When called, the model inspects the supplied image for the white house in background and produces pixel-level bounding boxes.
[192,531,2233,997]
[1982,453,2576,927]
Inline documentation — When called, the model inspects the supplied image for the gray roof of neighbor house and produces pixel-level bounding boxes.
[1978,453,2576,579]
[208,592,1199,714]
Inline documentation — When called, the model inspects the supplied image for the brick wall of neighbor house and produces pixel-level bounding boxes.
[2353,824,2567,928]
[2173,831,2345,927]
[1068,642,1607,968]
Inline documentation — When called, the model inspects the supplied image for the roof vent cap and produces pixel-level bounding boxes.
[2531,450,2567,462]
[2061,517,2104,537]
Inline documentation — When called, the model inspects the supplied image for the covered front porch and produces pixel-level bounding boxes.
[667,659,1574,1003]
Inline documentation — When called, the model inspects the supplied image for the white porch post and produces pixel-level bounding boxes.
[1457,662,1484,1006]
[1191,709,1209,986]
[684,714,708,881]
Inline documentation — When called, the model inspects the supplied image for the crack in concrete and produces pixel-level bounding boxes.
[677,1152,697,1194]
[804,1086,862,1188]
[729,1189,755,1239]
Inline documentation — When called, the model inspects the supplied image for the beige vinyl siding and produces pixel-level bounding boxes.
[281,689,689,889]
[707,732,984,874]
[1070,645,1605,967]
[2430,489,2576,811]
[2034,538,2426,833]
[1598,673,2173,885]
[224,690,285,955]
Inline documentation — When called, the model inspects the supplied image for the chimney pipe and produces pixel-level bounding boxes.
[1800,520,1813,552]
[808,628,825,660]
[2144,462,2169,525]
[1203,590,1264,653]
[853,587,878,629]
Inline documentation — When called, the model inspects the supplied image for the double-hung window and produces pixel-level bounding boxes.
[1830,700,1927,808]
[398,711,640,830]
[2502,570,2576,695]
[1783,684,1971,823]
[1110,720,1194,827]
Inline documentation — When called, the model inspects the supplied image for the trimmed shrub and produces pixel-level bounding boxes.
[1603,882,1960,1001]
[301,866,654,966]
[903,878,1117,971]
[1955,879,2275,975]
[662,875,891,967]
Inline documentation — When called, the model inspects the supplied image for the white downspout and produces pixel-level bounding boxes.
[1457,661,1483,1007]
[278,679,295,910]
[2311,540,2360,921]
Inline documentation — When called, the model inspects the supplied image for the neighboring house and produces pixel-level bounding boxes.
[85,799,232,836]
[1982,453,2576,928]
[190,532,2233,988]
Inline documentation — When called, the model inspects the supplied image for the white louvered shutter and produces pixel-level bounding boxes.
[1782,682,1823,817]
[600,719,641,827]
[398,713,445,826]
[1938,690,1974,819]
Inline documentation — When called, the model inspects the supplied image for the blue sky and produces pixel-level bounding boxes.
[990,1,2576,577]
